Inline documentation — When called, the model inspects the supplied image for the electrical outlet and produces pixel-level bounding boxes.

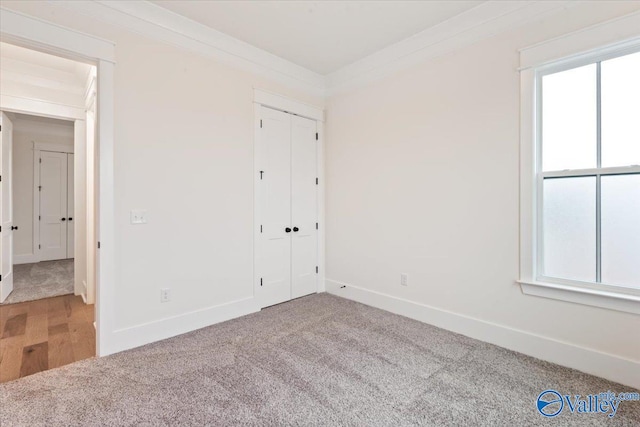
[160,288,171,303]
[400,273,408,286]
[130,209,148,224]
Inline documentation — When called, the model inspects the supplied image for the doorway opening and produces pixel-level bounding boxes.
[0,42,98,381]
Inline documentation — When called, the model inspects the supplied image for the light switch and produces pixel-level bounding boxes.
[130,209,148,224]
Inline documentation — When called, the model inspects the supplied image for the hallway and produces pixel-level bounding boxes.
[1,260,74,306]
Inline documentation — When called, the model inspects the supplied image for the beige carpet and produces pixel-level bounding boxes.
[0,293,638,426]
[1,260,74,305]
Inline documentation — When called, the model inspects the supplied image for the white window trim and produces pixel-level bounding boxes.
[519,18,640,315]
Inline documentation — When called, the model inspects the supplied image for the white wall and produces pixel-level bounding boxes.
[12,116,73,262]
[325,0,640,382]
[2,2,323,337]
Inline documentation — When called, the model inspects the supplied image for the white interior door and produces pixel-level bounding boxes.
[291,115,318,299]
[258,106,292,308]
[67,153,75,258]
[40,151,68,261]
[0,112,14,302]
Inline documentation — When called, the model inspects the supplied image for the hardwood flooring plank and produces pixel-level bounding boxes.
[0,336,25,382]
[24,314,48,347]
[20,342,48,378]
[2,313,28,338]
[48,331,74,369]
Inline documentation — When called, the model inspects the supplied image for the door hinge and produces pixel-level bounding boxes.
[39,215,41,221]
[315,177,318,185]
[259,171,264,180]
[0,275,2,281]
[315,132,318,141]
[98,241,101,249]
[316,266,318,274]
[260,119,263,128]
[39,244,41,249]
[260,277,263,287]
[316,222,318,230]
[39,158,42,164]
[260,225,263,233]
[39,185,42,191]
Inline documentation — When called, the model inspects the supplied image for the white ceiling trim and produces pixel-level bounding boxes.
[519,11,640,70]
[0,8,115,63]
[45,1,578,97]
[326,0,574,95]
[54,0,326,96]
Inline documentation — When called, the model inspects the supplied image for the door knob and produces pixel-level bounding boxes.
[285,227,291,233]
[293,227,299,232]
[61,218,66,221]
[11,226,18,230]
[68,217,73,221]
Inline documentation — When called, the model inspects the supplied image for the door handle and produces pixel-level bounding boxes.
[68,217,73,221]
[61,218,66,221]
[11,226,18,231]
[293,227,299,232]
[285,227,291,233]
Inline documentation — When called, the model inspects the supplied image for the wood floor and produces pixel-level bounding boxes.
[0,294,95,383]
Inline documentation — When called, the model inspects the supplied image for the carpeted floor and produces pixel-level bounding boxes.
[0,293,638,426]
[1,260,74,305]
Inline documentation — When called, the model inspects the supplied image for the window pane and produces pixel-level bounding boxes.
[543,177,596,282]
[601,51,640,167]
[601,174,640,288]
[542,64,597,171]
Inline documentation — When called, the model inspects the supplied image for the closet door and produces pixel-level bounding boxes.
[258,106,292,307]
[40,151,68,261]
[67,153,74,258]
[291,116,317,298]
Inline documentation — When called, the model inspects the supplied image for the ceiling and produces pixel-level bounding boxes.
[151,1,483,74]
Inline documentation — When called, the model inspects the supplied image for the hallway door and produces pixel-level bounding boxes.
[1,112,15,302]
[40,151,68,261]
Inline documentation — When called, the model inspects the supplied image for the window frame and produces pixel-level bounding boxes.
[519,38,640,315]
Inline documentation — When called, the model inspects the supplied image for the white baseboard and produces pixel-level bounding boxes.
[14,254,39,264]
[106,296,260,355]
[325,279,640,389]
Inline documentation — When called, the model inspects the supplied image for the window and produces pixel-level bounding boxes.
[519,37,640,314]
[537,50,640,290]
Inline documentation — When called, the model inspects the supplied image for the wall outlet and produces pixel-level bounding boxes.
[160,288,171,303]
[400,273,408,286]
[130,209,148,224]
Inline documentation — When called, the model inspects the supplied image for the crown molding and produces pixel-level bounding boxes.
[326,1,575,96]
[14,1,583,98]
[53,0,326,96]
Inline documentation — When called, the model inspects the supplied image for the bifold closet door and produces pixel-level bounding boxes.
[40,151,68,261]
[259,107,292,308]
[291,115,317,299]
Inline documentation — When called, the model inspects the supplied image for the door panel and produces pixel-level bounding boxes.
[259,106,292,307]
[67,153,74,258]
[1,112,14,302]
[291,116,317,298]
[40,151,68,261]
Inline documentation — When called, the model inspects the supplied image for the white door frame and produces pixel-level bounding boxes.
[253,89,325,305]
[32,143,75,264]
[1,9,116,356]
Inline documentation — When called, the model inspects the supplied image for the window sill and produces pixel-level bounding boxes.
[518,280,640,315]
